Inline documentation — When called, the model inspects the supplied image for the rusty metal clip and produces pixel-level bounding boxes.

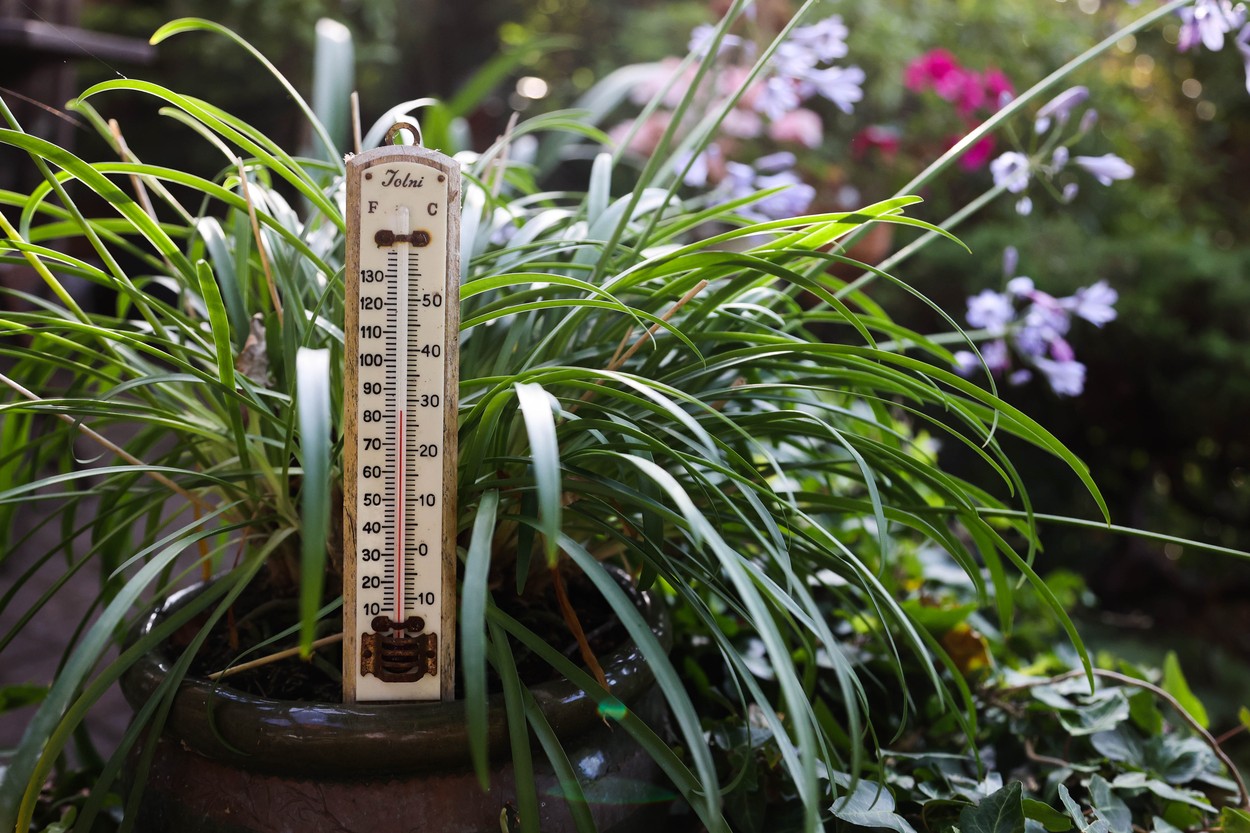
[360,615,438,683]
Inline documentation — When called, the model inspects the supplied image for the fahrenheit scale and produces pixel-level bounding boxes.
[343,139,460,702]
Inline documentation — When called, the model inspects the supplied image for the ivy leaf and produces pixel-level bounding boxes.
[1146,736,1206,785]
[958,782,1025,833]
[1057,692,1131,736]
[1023,798,1074,832]
[1162,652,1209,730]
[1090,775,1132,833]
[1151,816,1184,833]
[1091,728,1145,765]
[1111,773,1215,812]
[830,780,918,833]
[1058,784,1109,833]
[1220,807,1250,833]
[1129,689,1165,735]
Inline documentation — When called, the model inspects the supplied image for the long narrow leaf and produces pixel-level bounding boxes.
[295,348,331,655]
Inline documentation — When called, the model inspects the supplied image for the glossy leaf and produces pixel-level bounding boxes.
[1162,652,1209,730]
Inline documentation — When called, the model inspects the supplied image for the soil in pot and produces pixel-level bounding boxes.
[180,567,630,703]
[122,566,674,833]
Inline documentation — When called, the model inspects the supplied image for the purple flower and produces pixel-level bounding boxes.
[755,76,802,120]
[674,148,716,188]
[1062,182,1080,202]
[1034,86,1089,134]
[721,158,815,221]
[1016,196,1033,216]
[990,151,1031,193]
[1052,146,1070,168]
[1178,0,1247,51]
[1035,358,1086,397]
[1002,246,1019,280]
[773,41,821,78]
[981,339,1011,372]
[800,65,866,113]
[1073,153,1134,185]
[1015,303,1071,358]
[1062,280,1118,326]
[1008,369,1033,386]
[755,151,797,174]
[789,16,850,62]
[966,289,1015,333]
[724,161,757,199]
[1079,109,1099,133]
[953,341,1010,375]
[752,172,815,219]
[952,350,979,376]
[1049,336,1076,363]
[689,24,747,58]
[1007,276,1035,297]
[1237,24,1250,94]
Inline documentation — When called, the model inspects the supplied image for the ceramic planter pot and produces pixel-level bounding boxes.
[120,571,673,833]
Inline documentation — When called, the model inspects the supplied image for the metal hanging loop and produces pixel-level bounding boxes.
[385,120,424,148]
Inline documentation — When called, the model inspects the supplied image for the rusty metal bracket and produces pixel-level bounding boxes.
[360,615,438,683]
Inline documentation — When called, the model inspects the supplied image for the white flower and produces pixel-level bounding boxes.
[800,65,866,113]
[1035,358,1086,397]
[1034,86,1089,134]
[789,16,850,63]
[990,152,1031,193]
[966,289,1015,334]
[1007,276,1036,297]
[1062,280,1118,327]
[1073,153,1134,186]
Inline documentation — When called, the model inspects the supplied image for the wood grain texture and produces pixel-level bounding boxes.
[342,145,461,703]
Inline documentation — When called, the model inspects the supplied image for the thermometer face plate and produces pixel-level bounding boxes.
[343,146,460,703]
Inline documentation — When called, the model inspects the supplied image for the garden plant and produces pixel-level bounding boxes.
[1,1,1250,832]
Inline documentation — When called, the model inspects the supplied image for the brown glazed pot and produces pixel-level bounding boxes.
[120,571,673,833]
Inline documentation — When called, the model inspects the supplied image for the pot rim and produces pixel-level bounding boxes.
[119,564,670,776]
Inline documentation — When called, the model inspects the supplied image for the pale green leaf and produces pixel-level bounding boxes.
[295,347,331,655]
[831,780,917,833]
[1162,652,1209,730]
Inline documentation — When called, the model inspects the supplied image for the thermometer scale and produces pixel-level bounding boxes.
[343,138,460,702]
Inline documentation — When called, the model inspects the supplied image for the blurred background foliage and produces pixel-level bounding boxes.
[54,0,1250,730]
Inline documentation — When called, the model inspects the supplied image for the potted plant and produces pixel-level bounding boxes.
[1,4,1247,833]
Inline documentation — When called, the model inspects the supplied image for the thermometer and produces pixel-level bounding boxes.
[343,140,460,702]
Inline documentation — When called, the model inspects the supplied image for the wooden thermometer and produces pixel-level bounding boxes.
[343,136,460,703]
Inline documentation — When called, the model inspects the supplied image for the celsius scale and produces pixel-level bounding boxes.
[343,132,460,703]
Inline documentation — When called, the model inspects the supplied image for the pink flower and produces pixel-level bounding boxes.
[982,68,1014,108]
[958,134,996,170]
[768,108,823,148]
[630,57,699,109]
[904,48,960,92]
[608,111,672,157]
[955,70,987,115]
[933,67,971,102]
[722,107,764,139]
[851,125,901,159]
[717,66,757,101]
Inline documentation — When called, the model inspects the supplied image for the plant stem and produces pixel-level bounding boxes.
[207,632,343,681]
[833,0,1191,296]
[893,0,1193,200]
[550,564,609,693]
[1004,668,1250,810]
[236,158,283,319]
